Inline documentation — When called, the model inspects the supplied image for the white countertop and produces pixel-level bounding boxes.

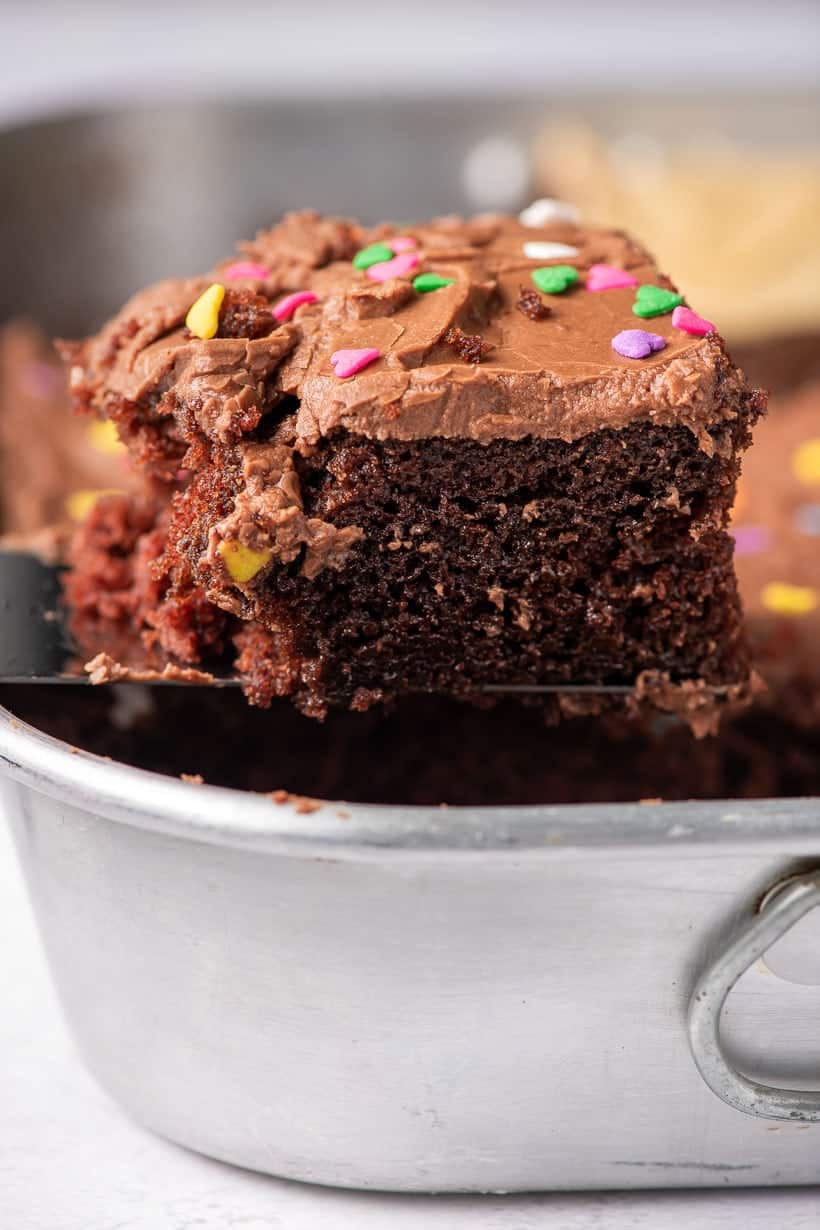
[1,817,819,1230]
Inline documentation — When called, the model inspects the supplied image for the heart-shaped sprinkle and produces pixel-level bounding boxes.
[65,488,123,522]
[730,525,771,556]
[413,272,456,293]
[185,283,226,339]
[366,251,420,283]
[531,265,578,295]
[761,581,818,616]
[632,284,683,319]
[523,241,579,261]
[273,290,318,322]
[219,540,273,584]
[791,438,820,485]
[586,263,639,292]
[390,236,418,252]
[18,361,62,399]
[87,418,127,457]
[330,347,381,379]
[519,198,580,227]
[671,305,715,335]
[611,329,666,360]
[223,261,269,281]
[796,504,820,536]
[353,242,395,270]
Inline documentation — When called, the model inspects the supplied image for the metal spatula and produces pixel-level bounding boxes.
[0,548,660,695]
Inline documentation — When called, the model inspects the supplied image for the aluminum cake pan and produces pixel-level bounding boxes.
[2,703,820,1192]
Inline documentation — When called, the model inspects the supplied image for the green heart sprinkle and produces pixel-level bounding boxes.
[531,265,579,295]
[632,284,683,318]
[413,272,456,293]
[352,243,395,270]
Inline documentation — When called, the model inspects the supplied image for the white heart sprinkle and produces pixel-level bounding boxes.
[522,241,580,260]
[519,198,580,227]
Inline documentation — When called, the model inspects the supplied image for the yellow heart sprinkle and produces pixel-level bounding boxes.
[65,488,123,521]
[186,283,225,340]
[761,581,818,616]
[792,439,820,485]
[218,539,273,583]
[87,418,126,456]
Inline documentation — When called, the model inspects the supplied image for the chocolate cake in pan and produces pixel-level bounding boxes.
[62,208,764,722]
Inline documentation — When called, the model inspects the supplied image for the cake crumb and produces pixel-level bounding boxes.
[515,598,534,631]
[270,788,321,814]
[444,327,494,364]
[516,287,551,321]
[181,773,204,785]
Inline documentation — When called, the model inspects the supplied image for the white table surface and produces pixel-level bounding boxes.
[1,818,818,1230]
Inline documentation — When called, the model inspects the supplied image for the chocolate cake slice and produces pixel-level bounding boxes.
[62,210,764,722]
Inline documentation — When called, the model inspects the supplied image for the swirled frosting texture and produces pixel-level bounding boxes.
[65,211,747,462]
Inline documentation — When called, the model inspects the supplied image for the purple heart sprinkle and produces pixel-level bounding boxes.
[730,525,771,556]
[611,329,666,360]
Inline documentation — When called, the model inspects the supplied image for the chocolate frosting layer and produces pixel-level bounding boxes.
[204,433,364,597]
[66,211,748,455]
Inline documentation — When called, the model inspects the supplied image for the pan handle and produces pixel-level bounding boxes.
[688,871,820,1121]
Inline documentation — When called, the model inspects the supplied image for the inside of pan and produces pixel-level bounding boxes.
[2,684,818,806]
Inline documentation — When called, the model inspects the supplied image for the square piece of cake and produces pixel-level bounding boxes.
[63,209,764,725]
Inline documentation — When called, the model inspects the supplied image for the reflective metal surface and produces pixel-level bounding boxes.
[3,703,820,1191]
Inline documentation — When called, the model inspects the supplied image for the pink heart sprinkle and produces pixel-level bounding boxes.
[390,236,418,252]
[366,251,420,283]
[586,264,640,292]
[223,261,269,281]
[730,525,771,556]
[330,348,381,379]
[18,361,62,399]
[672,305,715,336]
[273,290,319,322]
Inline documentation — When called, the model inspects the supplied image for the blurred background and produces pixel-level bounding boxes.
[2,0,819,331]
